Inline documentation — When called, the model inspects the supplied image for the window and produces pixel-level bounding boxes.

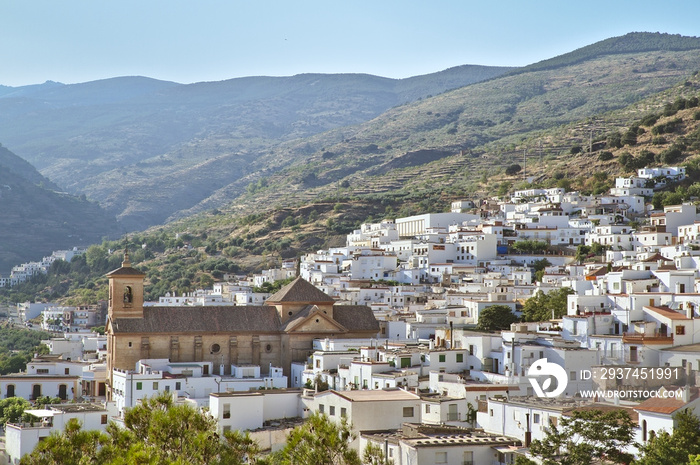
[128,342,132,348]
[136,382,142,390]
[341,407,346,418]
[425,404,430,413]
[36,369,49,374]
[176,382,181,390]
[319,404,324,413]
[153,382,158,390]
[456,353,464,363]
[315,359,321,368]
[101,414,108,425]
[533,413,540,424]
[223,404,231,419]
[64,368,70,375]
[329,406,335,416]
[403,407,414,418]
[676,326,686,335]
[435,451,447,463]
[469,345,475,356]
[439,354,446,363]
[165,385,170,392]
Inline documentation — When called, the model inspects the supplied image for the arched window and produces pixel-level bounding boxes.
[124,286,133,304]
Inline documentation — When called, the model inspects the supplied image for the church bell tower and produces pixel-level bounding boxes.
[107,247,145,319]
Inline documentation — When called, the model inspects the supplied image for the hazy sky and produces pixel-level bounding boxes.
[1,0,699,87]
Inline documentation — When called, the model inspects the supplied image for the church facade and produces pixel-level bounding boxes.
[105,253,379,399]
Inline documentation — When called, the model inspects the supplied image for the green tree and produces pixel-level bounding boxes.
[512,240,549,254]
[532,258,551,283]
[622,129,638,146]
[271,412,361,465]
[607,132,623,149]
[0,397,30,425]
[476,305,519,331]
[515,457,538,465]
[521,288,575,322]
[21,418,106,465]
[529,409,635,465]
[21,392,260,465]
[505,164,522,175]
[363,443,394,465]
[636,409,700,465]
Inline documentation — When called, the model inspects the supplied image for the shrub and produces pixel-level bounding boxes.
[505,164,522,175]
[661,147,683,164]
[639,113,660,127]
[606,132,622,149]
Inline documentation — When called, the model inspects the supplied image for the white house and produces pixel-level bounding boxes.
[303,388,422,448]
[361,423,521,465]
[5,403,111,465]
[209,389,302,433]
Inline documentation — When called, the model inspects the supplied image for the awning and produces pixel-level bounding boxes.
[24,409,58,418]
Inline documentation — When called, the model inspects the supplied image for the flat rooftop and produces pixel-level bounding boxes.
[329,388,420,402]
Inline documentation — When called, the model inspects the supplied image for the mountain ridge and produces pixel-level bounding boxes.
[1,32,699,234]
[0,146,119,274]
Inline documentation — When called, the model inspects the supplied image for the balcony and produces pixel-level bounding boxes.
[622,332,673,345]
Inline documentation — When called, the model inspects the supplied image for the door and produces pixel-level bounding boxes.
[32,384,41,400]
[448,403,458,421]
[58,384,67,400]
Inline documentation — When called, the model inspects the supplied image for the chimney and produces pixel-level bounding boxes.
[524,412,531,447]
[682,385,691,403]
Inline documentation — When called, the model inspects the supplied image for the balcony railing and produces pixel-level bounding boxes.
[622,332,673,344]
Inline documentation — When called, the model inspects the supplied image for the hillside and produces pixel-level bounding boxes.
[0,146,119,274]
[165,33,700,220]
[0,67,512,230]
[5,72,700,304]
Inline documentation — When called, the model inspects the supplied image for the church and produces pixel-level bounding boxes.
[105,251,379,399]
